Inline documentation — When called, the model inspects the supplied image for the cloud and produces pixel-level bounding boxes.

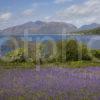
[52,0,100,26]
[54,0,72,4]
[22,9,34,16]
[0,12,12,21]
[44,16,51,21]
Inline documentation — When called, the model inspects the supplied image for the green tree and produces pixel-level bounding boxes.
[65,39,79,61]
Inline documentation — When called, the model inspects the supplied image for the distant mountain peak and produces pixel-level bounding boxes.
[35,20,44,23]
[79,23,100,31]
[25,21,33,24]
[91,23,99,25]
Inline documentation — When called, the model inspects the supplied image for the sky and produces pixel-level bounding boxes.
[0,0,100,29]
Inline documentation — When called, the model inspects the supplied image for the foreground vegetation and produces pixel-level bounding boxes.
[0,66,100,100]
[0,39,100,69]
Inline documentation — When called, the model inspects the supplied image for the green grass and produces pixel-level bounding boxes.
[0,62,35,69]
[41,61,100,68]
[0,61,100,69]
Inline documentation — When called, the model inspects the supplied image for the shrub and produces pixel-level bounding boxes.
[65,39,79,61]
[81,44,91,61]
[5,48,28,63]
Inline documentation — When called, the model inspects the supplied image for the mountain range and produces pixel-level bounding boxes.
[0,21,100,35]
[0,21,77,35]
